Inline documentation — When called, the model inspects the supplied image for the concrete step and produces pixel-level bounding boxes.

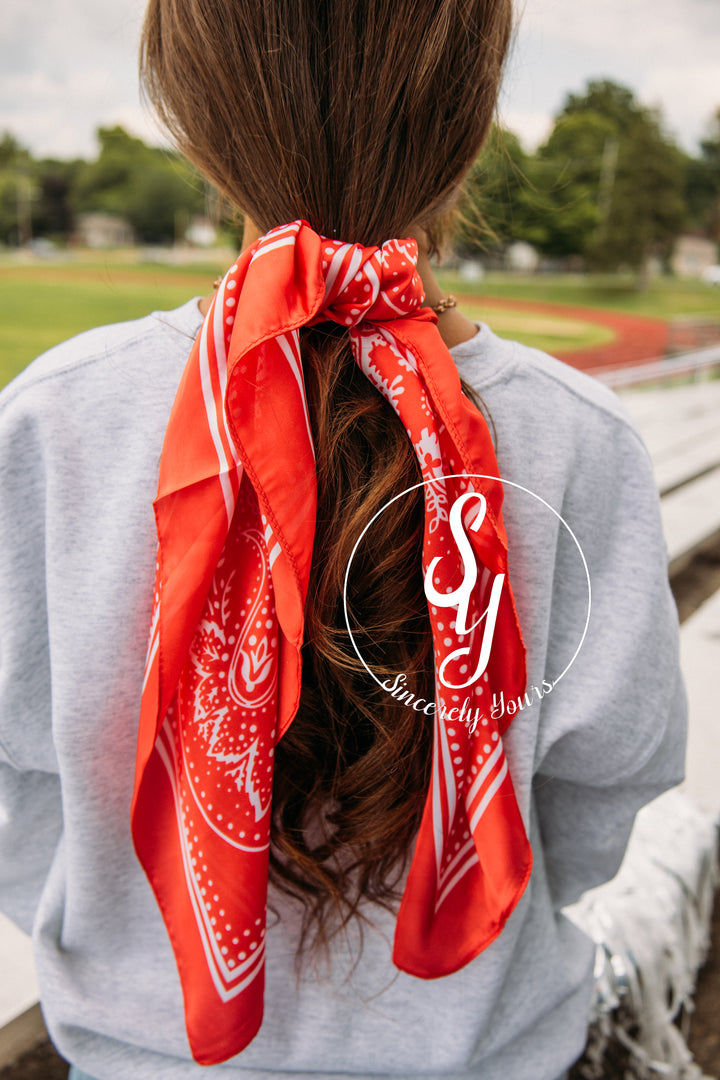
[0,913,38,1033]
[621,380,720,498]
[0,911,43,1067]
[620,378,720,435]
[660,467,720,575]
[679,585,720,822]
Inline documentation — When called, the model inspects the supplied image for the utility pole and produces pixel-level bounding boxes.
[16,165,33,247]
[596,135,619,242]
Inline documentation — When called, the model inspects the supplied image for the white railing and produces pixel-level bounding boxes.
[588,344,720,389]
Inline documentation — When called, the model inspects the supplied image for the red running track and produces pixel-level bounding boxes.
[474,296,669,373]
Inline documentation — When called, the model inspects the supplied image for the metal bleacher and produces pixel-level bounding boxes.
[1,358,720,1070]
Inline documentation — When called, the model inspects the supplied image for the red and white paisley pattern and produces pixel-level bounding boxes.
[132,221,531,1066]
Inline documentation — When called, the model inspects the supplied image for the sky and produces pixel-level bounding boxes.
[1,0,718,161]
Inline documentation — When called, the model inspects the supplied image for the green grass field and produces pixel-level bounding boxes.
[436,269,720,319]
[455,305,614,354]
[0,260,226,388]
[1,254,718,390]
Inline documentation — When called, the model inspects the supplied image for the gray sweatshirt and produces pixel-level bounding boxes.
[0,299,686,1080]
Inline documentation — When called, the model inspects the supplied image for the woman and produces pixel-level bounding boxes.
[0,2,686,1079]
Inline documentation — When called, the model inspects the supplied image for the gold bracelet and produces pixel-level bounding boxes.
[431,294,458,315]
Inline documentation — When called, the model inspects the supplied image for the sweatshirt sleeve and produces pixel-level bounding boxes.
[0,382,63,934]
[532,406,687,910]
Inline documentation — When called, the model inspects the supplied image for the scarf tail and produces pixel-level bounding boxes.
[133,221,531,1064]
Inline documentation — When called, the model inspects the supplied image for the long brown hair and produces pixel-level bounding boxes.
[141,0,513,954]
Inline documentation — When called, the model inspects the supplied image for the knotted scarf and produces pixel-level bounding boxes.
[133,220,531,1065]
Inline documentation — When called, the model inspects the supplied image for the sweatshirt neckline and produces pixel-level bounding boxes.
[167,301,514,391]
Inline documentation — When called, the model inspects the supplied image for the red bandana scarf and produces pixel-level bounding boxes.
[132,220,531,1065]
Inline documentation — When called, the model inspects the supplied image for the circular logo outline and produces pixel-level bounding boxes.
[342,473,592,694]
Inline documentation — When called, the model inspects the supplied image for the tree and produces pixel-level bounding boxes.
[535,80,687,284]
[33,158,84,239]
[533,111,615,257]
[561,81,642,138]
[587,118,686,281]
[72,126,206,243]
[0,132,34,245]
[685,108,720,242]
[0,133,27,170]
[456,126,552,255]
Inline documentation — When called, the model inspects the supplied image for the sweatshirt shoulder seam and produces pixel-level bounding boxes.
[527,358,650,455]
[0,314,193,416]
[477,337,651,458]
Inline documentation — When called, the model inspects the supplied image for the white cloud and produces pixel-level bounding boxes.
[505,0,720,150]
[517,0,719,59]
[498,106,554,151]
[106,106,169,149]
[0,63,143,157]
[1,0,718,159]
[0,0,149,157]
[641,63,720,144]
